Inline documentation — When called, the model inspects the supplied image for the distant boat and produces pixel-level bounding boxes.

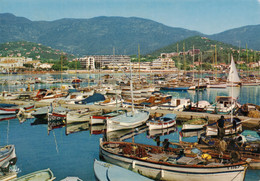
[146,113,176,130]
[160,86,189,91]
[75,93,105,104]
[12,168,55,181]
[94,159,152,181]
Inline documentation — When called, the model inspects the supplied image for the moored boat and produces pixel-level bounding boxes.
[90,110,126,125]
[182,118,208,131]
[99,140,248,181]
[205,117,242,136]
[106,109,149,133]
[146,113,176,130]
[94,159,152,181]
[12,168,55,181]
[0,145,17,172]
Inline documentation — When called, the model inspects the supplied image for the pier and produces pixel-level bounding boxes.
[3,100,259,128]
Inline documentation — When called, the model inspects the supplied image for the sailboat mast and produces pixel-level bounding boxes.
[61,54,63,88]
[192,45,195,83]
[231,55,234,122]
[215,45,217,80]
[183,42,186,75]
[130,61,135,115]
[138,44,141,83]
[177,43,180,83]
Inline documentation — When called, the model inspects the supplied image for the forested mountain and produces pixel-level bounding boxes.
[208,25,260,51]
[0,13,201,55]
[0,13,259,56]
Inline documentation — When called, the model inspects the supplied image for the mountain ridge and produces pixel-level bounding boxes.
[0,13,259,55]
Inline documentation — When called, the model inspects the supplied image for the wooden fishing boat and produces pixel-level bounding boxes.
[205,117,242,136]
[146,114,176,130]
[106,109,149,133]
[182,118,208,131]
[94,159,152,181]
[12,168,55,181]
[99,140,248,181]
[0,145,17,172]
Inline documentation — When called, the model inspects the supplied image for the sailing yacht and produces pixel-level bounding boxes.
[227,55,241,87]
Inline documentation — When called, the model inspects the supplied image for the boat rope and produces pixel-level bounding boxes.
[53,131,59,154]
[231,169,243,181]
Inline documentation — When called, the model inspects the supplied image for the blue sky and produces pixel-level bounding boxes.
[1,0,260,34]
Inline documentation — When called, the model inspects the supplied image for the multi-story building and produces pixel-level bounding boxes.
[0,57,33,69]
[151,58,176,70]
[77,55,131,70]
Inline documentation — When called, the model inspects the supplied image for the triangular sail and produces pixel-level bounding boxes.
[227,55,240,83]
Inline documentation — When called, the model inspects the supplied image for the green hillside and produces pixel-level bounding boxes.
[0,41,75,61]
[149,36,260,70]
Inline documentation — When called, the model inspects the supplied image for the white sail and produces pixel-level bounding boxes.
[227,55,240,83]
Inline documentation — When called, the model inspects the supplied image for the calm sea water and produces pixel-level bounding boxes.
[0,73,259,180]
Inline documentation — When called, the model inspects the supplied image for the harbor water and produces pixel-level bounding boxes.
[0,73,259,180]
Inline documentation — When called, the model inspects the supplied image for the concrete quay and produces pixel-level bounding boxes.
[2,100,259,128]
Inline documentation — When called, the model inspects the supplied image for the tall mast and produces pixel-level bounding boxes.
[215,45,217,80]
[129,61,135,115]
[61,53,63,88]
[246,43,248,76]
[177,43,179,83]
[183,42,186,74]
[192,45,195,83]
[138,44,140,83]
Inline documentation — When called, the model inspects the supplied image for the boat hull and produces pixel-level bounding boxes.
[106,110,149,132]
[206,124,243,136]
[147,120,176,130]
[100,141,247,181]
